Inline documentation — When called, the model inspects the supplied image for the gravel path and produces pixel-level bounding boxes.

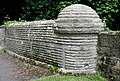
[0,50,53,81]
[0,52,19,81]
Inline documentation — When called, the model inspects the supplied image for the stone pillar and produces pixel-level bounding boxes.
[55,4,104,74]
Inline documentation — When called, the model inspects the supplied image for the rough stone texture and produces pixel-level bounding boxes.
[0,28,4,45]
[5,20,61,66]
[55,4,103,73]
[97,31,120,81]
[55,4,103,34]
[5,4,103,74]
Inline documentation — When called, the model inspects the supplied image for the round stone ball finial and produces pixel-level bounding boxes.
[55,4,104,33]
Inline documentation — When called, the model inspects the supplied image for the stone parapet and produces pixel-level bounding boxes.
[97,31,120,81]
[5,4,103,74]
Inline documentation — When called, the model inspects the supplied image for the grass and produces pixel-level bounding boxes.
[32,73,107,81]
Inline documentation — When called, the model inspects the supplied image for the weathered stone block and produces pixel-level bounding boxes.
[97,31,120,81]
[55,4,103,74]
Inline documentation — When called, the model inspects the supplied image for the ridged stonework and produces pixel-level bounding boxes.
[55,4,103,73]
[5,4,104,74]
[5,20,62,65]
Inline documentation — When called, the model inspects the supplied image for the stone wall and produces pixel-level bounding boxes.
[97,31,120,81]
[5,20,62,65]
[0,28,4,49]
[5,4,103,74]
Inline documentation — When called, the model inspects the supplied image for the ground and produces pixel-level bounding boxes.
[0,50,54,81]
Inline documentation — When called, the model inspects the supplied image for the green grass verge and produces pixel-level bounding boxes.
[32,73,107,81]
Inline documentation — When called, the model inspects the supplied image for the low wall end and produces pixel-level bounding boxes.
[97,31,120,81]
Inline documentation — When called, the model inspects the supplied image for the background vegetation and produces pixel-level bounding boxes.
[0,0,119,30]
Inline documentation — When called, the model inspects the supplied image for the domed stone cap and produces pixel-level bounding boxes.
[55,4,104,33]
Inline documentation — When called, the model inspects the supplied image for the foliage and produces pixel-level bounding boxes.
[87,0,120,30]
[21,0,81,21]
[0,0,25,24]
[21,0,59,20]
[0,19,26,28]
[0,0,120,30]
[21,0,119,30]
[3,20,26,25]
[32,73,106,81]
[48,65,58,74]
[56,0,81,11]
